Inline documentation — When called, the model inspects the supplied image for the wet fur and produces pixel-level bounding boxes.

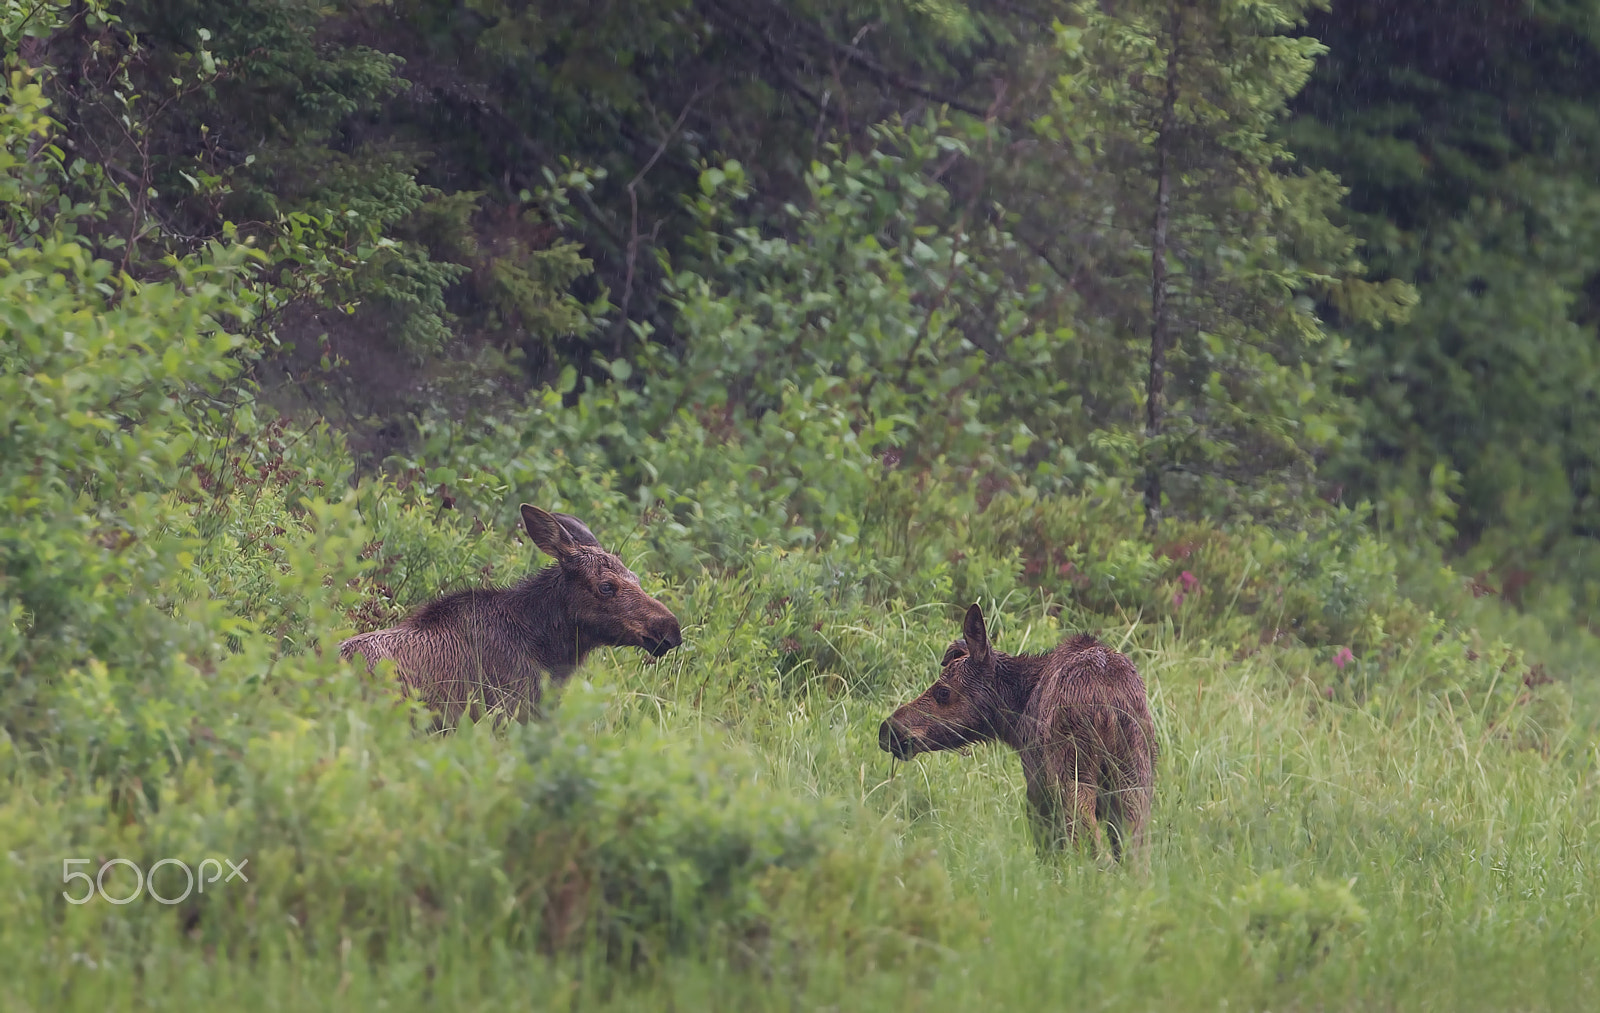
[1020,633,1157,860]
[339,507,680,727]
[882,608,1157,863]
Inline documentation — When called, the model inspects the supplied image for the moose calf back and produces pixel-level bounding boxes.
[1024,633,1157,858]
[339,594,550,724]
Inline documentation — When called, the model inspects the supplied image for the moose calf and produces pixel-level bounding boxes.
[879,604,1157,863]
[340,505,682,726]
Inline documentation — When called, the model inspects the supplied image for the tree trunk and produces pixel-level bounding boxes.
[1144,3,1182,535]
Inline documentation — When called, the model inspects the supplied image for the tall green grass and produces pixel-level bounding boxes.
[9,551,1598,1012]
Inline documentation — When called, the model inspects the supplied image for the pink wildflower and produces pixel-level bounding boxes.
[1333,647,1354,669]
[1180,570,1199,593]
[1173,592,1185,608]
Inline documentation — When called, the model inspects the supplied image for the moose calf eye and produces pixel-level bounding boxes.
[932,685,951,706]
[599,581,617,597]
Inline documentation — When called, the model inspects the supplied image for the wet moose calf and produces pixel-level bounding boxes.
[880,604,1157,862]
[340,505,682,726]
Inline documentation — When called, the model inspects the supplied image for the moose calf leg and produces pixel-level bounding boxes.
[1122,790,1154,873]
[1067,782,1109,860]
[1025,775,1066,853]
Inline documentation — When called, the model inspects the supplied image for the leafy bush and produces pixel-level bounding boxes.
[1235,870,1368,981]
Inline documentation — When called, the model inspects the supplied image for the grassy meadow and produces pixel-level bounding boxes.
[6,461,1599,1012]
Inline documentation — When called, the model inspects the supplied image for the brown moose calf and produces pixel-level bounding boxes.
[880,604,1157,863]
[340,505,682,726]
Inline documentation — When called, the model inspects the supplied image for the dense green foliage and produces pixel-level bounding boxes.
[6,0,1600,1009]
[1290,0,1600,621]
[25,0,1596,612]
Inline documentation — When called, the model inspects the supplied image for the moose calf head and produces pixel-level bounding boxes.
[519,504,683,657]
[880,603,1006,760]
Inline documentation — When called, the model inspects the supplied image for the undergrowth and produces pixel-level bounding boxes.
[5,438,1596,1012]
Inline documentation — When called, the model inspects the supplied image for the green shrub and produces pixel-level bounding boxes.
[1235,870,1368,982]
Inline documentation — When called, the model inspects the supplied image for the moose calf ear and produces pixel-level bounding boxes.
[962,603,991,660]
[551,512,602,548]
[520,504,577,560]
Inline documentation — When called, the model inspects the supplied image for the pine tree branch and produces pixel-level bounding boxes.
[735,0,991,118]
[616,89,705,352]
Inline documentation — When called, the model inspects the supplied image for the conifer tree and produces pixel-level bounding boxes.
[1033,0,1413,530]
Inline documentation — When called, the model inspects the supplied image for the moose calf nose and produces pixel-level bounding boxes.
[879,720,903,757]
[644,615,683,657]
